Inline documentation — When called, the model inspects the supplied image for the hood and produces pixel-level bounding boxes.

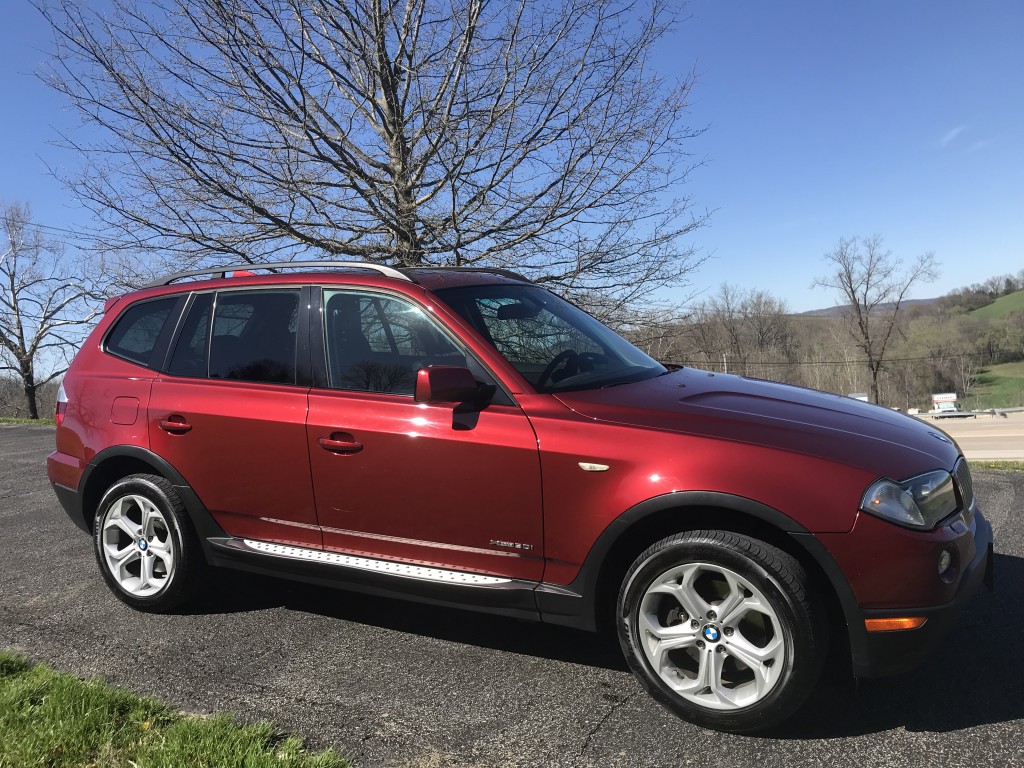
[554,368,961,479]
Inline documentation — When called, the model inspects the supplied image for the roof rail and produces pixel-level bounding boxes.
[403,266,531,283]
[144,260,412,288]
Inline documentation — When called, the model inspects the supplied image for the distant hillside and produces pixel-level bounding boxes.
[798,297,937,318]
[963,360,1024,410]
[798,289,1024,319]
[971,289,1024,320]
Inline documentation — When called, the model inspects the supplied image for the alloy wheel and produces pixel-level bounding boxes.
[99,493,175,597]
[637,561,785,710]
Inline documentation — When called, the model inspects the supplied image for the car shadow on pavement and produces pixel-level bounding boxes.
[190,567,629,672]
[190,553,1022,735]
[776,552,1023,738]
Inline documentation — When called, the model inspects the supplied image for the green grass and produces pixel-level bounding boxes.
[0,652,349,768]
[962,360,1024,410]
[971,289,1024,320]
[0,417,55,426]
[972,460,1024,472]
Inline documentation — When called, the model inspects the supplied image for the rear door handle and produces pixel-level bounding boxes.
[318,433,363,454]
[158,416,192,434]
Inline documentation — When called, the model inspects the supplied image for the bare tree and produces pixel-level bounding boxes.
[0,202,98,419]
[683,284,793,375]
[38,0,707,305]
[813,235,937,405]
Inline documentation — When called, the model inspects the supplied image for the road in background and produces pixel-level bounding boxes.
[917,411,1024,461]
[2,424,1022,767]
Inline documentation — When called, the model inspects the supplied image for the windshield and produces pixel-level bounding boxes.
[435,284,666,393]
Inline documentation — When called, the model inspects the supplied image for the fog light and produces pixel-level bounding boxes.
[937,546,959,583]
[937,549,953,576]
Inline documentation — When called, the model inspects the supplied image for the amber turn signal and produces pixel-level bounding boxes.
[864,617,928,632]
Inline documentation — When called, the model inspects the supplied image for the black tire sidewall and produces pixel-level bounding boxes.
[617,532,821,733]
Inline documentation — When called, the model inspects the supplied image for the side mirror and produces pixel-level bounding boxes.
[415,366,483,404]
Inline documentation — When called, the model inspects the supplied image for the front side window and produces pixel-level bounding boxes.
[323,290,465,395]
[105,297,179,367]
[436,284,665,392]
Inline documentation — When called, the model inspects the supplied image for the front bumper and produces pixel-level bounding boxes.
[851,509,994,677]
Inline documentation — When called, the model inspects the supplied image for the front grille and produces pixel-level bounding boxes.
[953,457,975,518]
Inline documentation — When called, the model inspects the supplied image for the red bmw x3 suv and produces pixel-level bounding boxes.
[48,262,993,732]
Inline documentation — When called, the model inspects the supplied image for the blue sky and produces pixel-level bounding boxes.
[2,1,1022,312]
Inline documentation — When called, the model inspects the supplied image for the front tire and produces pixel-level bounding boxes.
[93,474,204,612]
[617,530,826,733]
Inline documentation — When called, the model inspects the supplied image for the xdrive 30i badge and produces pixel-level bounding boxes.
[489,539,534,551]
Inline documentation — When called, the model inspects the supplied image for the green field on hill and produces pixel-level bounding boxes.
[972,290,1024,320]
[964,360,1024,410]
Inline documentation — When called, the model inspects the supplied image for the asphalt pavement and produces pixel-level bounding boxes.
[1,424,1022,767]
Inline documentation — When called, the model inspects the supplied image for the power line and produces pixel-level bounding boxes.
[14,221,92,238]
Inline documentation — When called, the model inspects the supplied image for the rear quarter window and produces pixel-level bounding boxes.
[104,297,181,368]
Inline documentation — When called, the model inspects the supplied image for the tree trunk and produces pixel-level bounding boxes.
[22,365,39,420]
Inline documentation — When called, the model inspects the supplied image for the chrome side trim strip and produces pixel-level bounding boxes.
[239,539,511,585]
[317,524,520,557]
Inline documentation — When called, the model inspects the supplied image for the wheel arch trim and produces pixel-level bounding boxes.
[78,445,227,545]
[536,491,866,658]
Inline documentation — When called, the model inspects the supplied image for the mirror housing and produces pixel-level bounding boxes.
[415,366,483,404]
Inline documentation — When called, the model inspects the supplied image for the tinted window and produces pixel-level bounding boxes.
[324,291,465,395]
[166,293,214,378]
[165,290,300,384]
[106,297,178,367]
[209,291,299,384]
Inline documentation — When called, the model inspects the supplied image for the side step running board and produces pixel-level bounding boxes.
[215,537,513,586]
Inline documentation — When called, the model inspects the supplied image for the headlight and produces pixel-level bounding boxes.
[860,470,958,530]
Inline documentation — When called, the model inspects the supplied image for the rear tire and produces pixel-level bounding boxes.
[616,530,826,733]
[93,474,205,612]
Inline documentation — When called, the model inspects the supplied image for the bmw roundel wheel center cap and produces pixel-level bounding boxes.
[702,624,721,643]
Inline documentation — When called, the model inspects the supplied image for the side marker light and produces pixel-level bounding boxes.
[864,617,928,632]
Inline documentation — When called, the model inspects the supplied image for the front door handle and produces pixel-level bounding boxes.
[318,433,363,454]
[158,415,192,434]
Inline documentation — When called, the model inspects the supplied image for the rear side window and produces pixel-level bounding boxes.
[105,297,179,367]
[166,290,299,385]
[166,293,213,378]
